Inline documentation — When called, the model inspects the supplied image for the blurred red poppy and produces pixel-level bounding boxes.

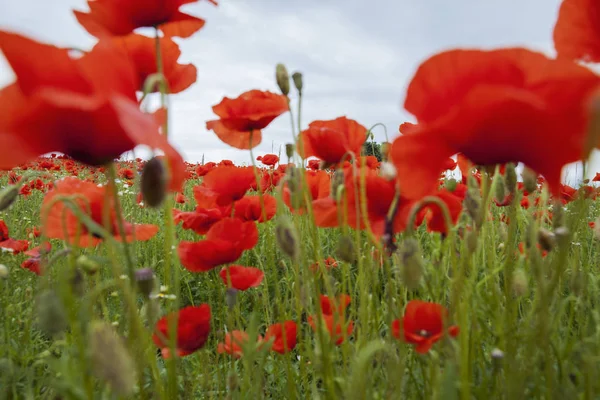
[391,300,459,353]
[217,330,260,359]
[109,34,197,94]
[219,265,264,291]
[553,0,600,62]
[199,166,257,206]
[178,218,259,272]
[74,0,217,39]
[320,294,351,315]
[391,48,600,200]
[206,90,288,150]
[258,154,279,167]
[42,177,158,247]
[299,117,368,165]
[225,194,277,223]
[0,220,29,254]
[308,314,353,346]
[153,304,211,358]
[264,321,297,354]
[0,31,185,191]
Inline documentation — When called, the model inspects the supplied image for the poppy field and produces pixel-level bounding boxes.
[2,0,600,399]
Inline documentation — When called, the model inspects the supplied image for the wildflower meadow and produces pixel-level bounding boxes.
[1,0,600,398]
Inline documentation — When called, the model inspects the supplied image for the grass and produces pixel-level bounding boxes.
[1,163,600,400]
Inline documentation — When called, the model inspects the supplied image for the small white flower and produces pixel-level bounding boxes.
[380,162,397,181]
[491,348,504,359]
[0,264,8,279]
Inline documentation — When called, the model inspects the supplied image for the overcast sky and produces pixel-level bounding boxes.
[1,0,598,181]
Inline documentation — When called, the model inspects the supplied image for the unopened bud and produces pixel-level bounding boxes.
[537,228,556,252]
[76,255,100,275]
[466,230,478,254]
[464,188,481,225]
[0,264,8,279]
[445,178,458,192]
[494,175,507,204]
[275,216,299,260]
[285,143,294,159]
[225,287,238,310]
[570,270,584,297]
[89,321,136,397]
[0,185,19,211]
[330,169,345,201]
[336,235,356,263]
[36,289,68,337]
[228,370,240,391]
[554,226,570,247]
[292,72,303,93]
[397,238,423,290]
[135,267,156,298]
[512,269,528,297]
[70,268,85,298]
[505,163,517,195]
[380,162,397,181]
[522,167,538,194]
[380,142,391,161]
[552,201,564,229]
[275,64,290,95]
[141,157,167,208]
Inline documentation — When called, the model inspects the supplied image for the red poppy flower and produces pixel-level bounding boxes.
[593,172,600,182]
[553,0,600,62]
[74,0,217,39]
[391,48,600,200]
[178,218,259,272]
[196,162,216,177]
[414,190,463,235]
[308,314,354,346]
[320,294,351,315]
[108,34,196,94]
[0,220,30,254]
[42,177,159,247]
[175,193,187,204]
[217,330,261,359]
[258,154,279,167]
[153,304,211,358]
[199,166,257,206]
[219,265,264,291]
[392,300,459,354]
[299,117,368,165]
[173,208,223,234]
[0,31,185,191]
[264,321,297,354]
[226,194,277,223]
[309,256,338,272]
[206,90,288,150]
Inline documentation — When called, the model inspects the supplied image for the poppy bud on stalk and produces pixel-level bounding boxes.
[292,72,303,93]
[336,235,356,263]
[552,201,565,230]
[141,157,167,208]
[445,178,458,192]
[522,167,538,194]
[0,264,8,280]
[35,289,68,337]
[397,238,423,290]
[494,175,507,204]
[76,255,100,275]
[537,228,556,252]
[512,269,529,297]
[89,321,136,397]
[275,216,299,261]
[330,169,345,201]
[464,188,481,226]
[0,185,19,211]
[505,163,517,195]
[275,64,290,96]
[285,143,294,159]
[135,267,156,298]
[380,162,397,181]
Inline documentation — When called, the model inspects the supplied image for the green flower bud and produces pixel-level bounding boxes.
[292,72,303,93]
[275,64,290,96]
[275,216,299,261]
[141,157,167,208]
[336,235,356,263]
[0,185,19,211]
[36,289,68,337]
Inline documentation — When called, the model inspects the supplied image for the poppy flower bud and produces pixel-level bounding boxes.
[228,370,240,391]
[445,178,458,192]
[275,216,299,261]
[537,228,556,252]
[554,226,570,247]
[285,143,294,159]
[397,238,423,290]
[69,268,85,298]
[0,185,19,211]
[512,269,528,297]
[380,162,397,181]
[494,175,507,204]
[141,157,167,208]
[464,188,481,225]
[570,270,584,297]
[330,169,345,201]
[226,287,238,310]
[552,201,564,230]
[380,142,391,161]
[505,163,517,195]
[336,235,356,263]
[466,229,478,254]
[0,264,8,280]
[275,64,290,96]
[135,267,156,298]
[35,289,68,337]
[76,255,100,275]
[522,167,538,194]
[89,320,136,397]
[292,72,303,93]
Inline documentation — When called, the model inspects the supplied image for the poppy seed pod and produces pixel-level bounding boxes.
[522,167,538,194]
[89,321,136,397]
[336,235,356,263]
[141,157,167,208]
[275,64,290,96]
[285,143,294,159]
[35,289,68,337]
[0,185,19,212]
[292,72,303,93]
[275,216,299,261]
